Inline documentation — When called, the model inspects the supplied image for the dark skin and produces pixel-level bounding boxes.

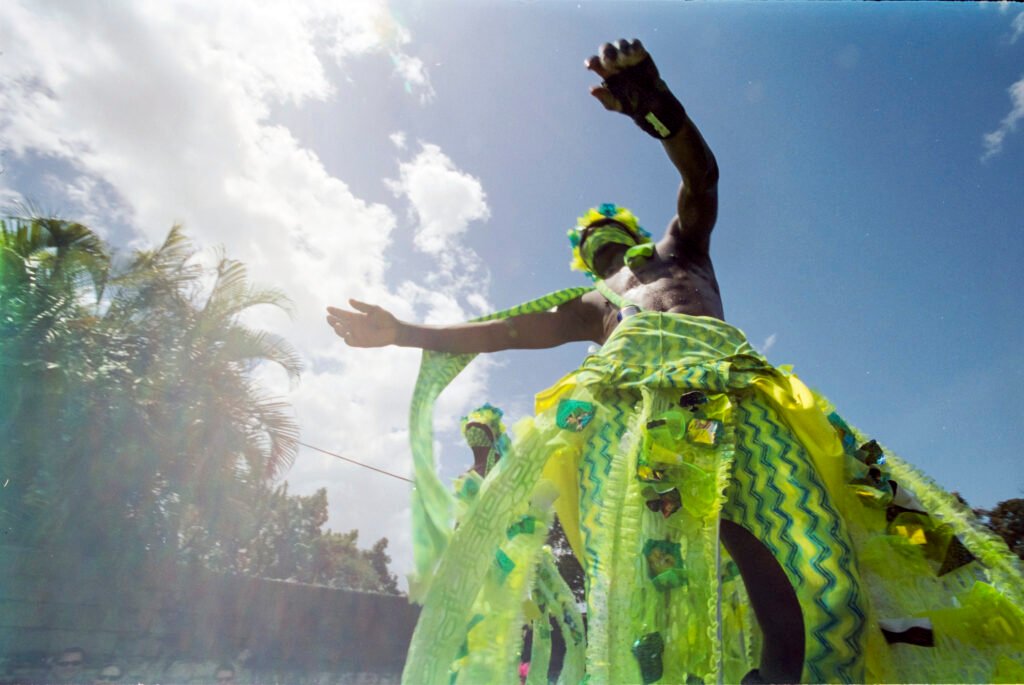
[328,40,803,684]
[469,445,491,477]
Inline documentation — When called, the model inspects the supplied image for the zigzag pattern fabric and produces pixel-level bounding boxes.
[726,399,866,683]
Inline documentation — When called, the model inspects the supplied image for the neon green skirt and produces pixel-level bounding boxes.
[404,312,1024,685]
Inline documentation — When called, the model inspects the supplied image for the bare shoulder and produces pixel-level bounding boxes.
[555,289,610,343]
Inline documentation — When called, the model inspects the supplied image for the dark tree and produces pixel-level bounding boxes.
[977,498,1024,560]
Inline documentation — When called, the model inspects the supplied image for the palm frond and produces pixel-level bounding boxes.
[1,216,110,302]
[245,392,300,480]
[117,225,201,291]
[215,324,304,381]
[203,254,293,322]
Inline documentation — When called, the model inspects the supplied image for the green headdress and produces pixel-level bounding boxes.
[568,203,652,280]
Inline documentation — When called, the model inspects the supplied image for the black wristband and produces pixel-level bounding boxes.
[603,55,687,139]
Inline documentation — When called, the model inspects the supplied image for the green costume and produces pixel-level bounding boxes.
[402,302,1024,684]
[448,404,586,685]
[400,206,1024,683]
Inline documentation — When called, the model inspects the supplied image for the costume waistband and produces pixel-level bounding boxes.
[571,311,848,499]
[570,312,769,394]
[535,311,763,411]
[596,311,761,367]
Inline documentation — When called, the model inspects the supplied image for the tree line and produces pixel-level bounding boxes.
[0,216,398,594]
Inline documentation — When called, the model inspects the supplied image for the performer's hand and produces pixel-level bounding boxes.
[326,300,401,348]
[585,38,649,113]
[585,39,687,140]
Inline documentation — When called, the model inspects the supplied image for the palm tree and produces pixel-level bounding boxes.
[1,217,302,568]
[0,215,112,548]
[110,229,302,562]
[0,214,111,416]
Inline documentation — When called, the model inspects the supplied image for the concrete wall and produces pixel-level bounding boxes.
[0,545,419,683]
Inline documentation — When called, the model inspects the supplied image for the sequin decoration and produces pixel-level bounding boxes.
[643,487,682,518]
[632,632,665,684]
[556,399,596,432]
[637,465,667,483]
[506,515,537,539]
[643,539,687,590]
[686,418,721,446]
[494,549,516,583]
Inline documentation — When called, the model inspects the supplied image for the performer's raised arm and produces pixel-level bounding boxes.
[585,39,719,255]
[326,296,604,354]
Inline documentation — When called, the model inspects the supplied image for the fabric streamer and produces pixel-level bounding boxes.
[406,286,592,600]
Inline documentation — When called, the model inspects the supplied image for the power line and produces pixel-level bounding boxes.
[297,440,414,484]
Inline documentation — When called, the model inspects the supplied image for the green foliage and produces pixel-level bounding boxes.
[0,216,399,594]
[1,217,298,557]
[976,498,1024,560]
[180,483,401,593]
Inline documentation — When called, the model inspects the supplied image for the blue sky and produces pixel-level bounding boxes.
[2,1,1022,580]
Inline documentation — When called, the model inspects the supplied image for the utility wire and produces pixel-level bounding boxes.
[297,440,414,484]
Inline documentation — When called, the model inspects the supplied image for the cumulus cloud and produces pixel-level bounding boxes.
[0,0,481,583]
[387,143,491,257]
[314,0,434,102]
[982,76,1024,161]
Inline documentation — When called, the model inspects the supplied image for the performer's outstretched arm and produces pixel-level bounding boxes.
[585,39,718,255]
[326,295,604,354]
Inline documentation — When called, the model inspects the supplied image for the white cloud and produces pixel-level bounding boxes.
[466,293,492,317]
[760,333,778,355]
[0,0,479,585]
[387,143,491,256]
[1011,11,1024,44]
[982,76,1024,161]
[316,0,433,102]
[389,131,407,149]
[392,52,435,103]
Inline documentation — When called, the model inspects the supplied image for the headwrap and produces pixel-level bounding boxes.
[568,203,651,280]
[460,403,511,476]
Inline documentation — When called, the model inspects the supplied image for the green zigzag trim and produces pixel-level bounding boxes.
[733,399,865,683]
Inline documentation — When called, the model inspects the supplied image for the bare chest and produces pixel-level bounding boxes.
[598,253,724,340]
